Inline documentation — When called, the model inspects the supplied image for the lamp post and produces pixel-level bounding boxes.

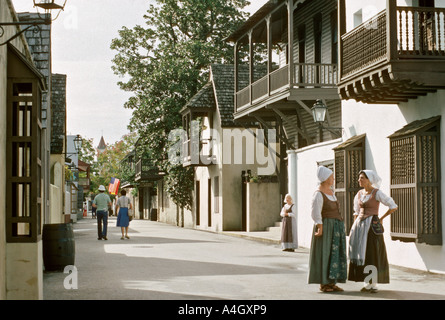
[73,134,83,154]
[0,1,67,46]
[311,99,343,140]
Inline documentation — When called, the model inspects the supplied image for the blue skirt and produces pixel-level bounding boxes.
[116,207,130,227]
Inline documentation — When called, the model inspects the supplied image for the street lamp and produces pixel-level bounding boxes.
[0,0,67,46]
[312,99,328,124]
[311,99,343,138]
[34,0,67,11]
[73,134,83,154]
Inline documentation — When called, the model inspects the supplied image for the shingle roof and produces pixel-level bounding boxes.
[388,116,441,139]
[182,64,251,128]
[181,82,216,113]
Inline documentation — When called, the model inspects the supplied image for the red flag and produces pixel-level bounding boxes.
[108,177,120,195]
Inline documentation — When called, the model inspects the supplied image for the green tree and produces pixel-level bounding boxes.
[111,0,250,210]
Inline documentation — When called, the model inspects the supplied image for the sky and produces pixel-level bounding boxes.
[12,0,268,149]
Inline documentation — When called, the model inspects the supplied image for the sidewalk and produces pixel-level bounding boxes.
[43,216,445,300]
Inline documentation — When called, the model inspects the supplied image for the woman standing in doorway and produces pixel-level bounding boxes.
[280,194,298,252]
[348,170,398,293]
[116,189,133,240]
[308,166,347,292]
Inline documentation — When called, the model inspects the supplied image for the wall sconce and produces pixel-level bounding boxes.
[311,99,343,138]
[0,0,67,46]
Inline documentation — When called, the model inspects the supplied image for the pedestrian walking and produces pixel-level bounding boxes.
[116,189,133,240]
[92,205,96,219]
[92,185,112,240]
[280,193,298,252]
[308,166,347,292]
[348,170,398,293]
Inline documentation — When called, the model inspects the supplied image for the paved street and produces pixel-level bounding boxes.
[43,216,445,301]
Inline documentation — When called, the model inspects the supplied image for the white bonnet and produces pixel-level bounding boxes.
[317,166,333,184]
[360,170,382,189]
[284,193,293,203]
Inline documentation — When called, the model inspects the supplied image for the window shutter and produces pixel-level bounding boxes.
[333,134,366,233]
[389,116,442,245]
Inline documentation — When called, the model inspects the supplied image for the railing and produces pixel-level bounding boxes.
[341,10,387,77]
[270,65,289,91]
[294,63,338,87]
[135,158,163,181]
[397,6,445,57]
[341,6,445,78]
[235,63,336,111]
[236,66,289,111]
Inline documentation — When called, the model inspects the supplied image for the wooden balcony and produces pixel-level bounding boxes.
[338,3,445,104]
[234,63,338,119]
[135,158,165,182]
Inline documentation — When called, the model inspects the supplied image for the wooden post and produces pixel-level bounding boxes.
[386,0,398,61]
[267,15,272,96]
[338,0,346,81]
[249,30,253,105]
[287,0,294,88]
[234,41,238,111]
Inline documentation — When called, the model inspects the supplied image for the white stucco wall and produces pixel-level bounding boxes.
[290,91,445,273]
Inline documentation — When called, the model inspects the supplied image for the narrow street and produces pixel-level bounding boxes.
[43,216,445,302]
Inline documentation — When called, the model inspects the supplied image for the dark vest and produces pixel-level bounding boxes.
[358,188,380,220]
[320,192,343,221]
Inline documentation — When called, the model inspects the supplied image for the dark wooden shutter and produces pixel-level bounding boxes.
[333,134,366,233]
[389,116,442,245]
[6,46,45,243]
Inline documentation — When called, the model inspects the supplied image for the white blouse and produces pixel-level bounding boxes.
[311,191,337,225]
[281,203,297,218]
[353,189,398,216]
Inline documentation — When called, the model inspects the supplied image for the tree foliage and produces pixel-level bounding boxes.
[110,0,250,210]
[78,134,137,197]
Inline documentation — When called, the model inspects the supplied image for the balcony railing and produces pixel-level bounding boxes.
[294,63,338,87]
[135,158,164,182]
[235,63,337,111]
[341,6,445,79]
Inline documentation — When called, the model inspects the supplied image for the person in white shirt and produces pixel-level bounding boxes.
[308,166,347,292]
[348,170,398,293]
[116,189,133,240]
[280,194,298,252]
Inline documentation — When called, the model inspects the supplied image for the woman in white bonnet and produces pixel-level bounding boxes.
[280,194,298,252]
[308,166,347,292]
[348,170,398,293]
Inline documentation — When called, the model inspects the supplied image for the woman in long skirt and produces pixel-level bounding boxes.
[348,170,398,293]
[308,166,347,292]
[280,194,298,252]
[116,189,133,240]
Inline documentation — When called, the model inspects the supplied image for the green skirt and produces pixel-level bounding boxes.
[308,218,347,285]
